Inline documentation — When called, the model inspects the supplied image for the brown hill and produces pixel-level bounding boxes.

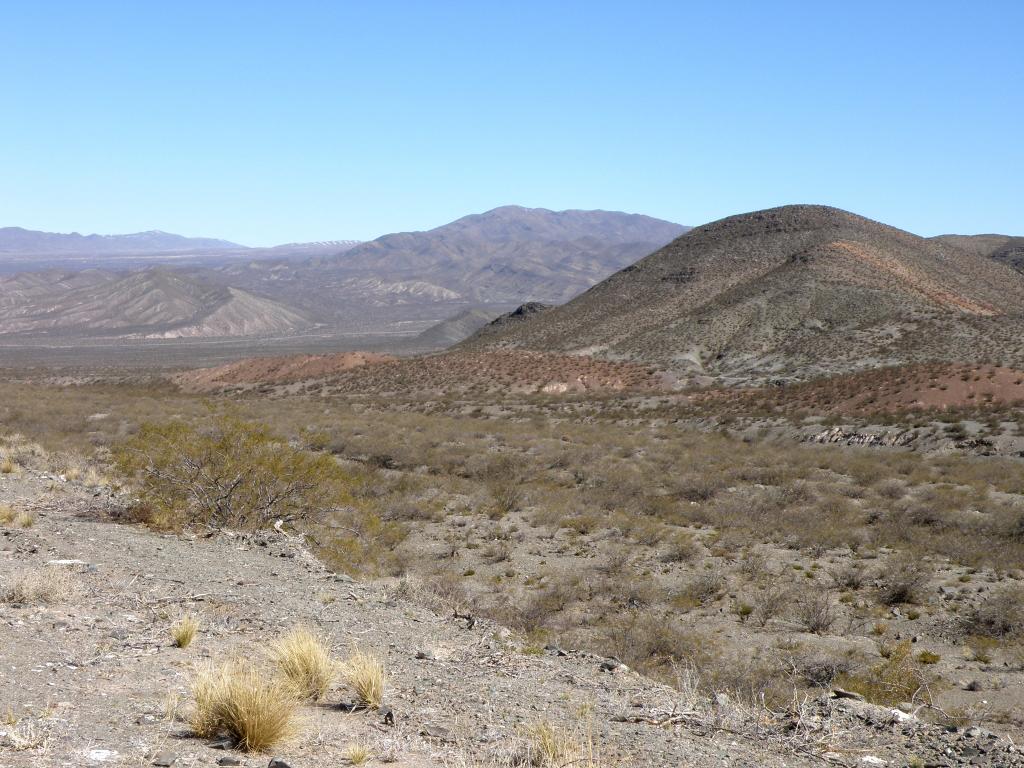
[464,205,1024,382]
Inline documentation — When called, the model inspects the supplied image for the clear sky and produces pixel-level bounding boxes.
[1,1,1021,246]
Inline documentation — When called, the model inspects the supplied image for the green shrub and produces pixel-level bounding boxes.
[114,413,353,530]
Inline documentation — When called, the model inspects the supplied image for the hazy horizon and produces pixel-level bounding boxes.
[1,1,1021,245]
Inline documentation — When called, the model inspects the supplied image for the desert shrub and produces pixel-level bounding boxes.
[599,612,709,676]
[753,585,792,627]
[789,651,855,687]
[114,413,353,530]
[4,567,80,605]
[339,649,385,709]
[271,627,335,701]
[965,586,1024,637]
[189,659,299,752]
[794,590,837,634]
[835,640,931,706]
[683,570,726,605]
[831,561,868,590]
[659,530,700,563]
[877,555,931,605]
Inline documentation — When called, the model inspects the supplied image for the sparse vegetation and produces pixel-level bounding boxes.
[172,614,200,648]
[271,627,336,701]
[189,659,300,752]
[339,648,386,710]
[4,566,80,605]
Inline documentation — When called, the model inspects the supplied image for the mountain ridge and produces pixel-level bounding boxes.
[462,204,1024,382]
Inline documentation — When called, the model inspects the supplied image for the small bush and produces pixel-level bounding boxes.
[172,614,200,648]
[4,567,80,605]
[339,649,385,709]
[114,413,354,530]
[189,660,299,752]
[795,591,837,634]
[271,627,335,701]
[877,555,931,605]
[965,586,1024,637]
[836,640,930,706]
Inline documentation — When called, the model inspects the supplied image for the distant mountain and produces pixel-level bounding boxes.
[207,206,689,332]
[0,227,242,254]
[933,234,1024,273]
[464,205,1024,382]
[0,268,309,339]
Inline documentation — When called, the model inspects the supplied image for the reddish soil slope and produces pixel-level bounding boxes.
[175,351,394,391]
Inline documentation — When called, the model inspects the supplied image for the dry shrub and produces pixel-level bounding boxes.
[4,567,80,605]
[965,586,1024,638]
[114,413,355,530]
[877,554,931,605]
[271,627,335,701]
[683,569,726,605]
[659,530,700,563]
[753,585,792,627]
[794,590,837,634]
[172,614,200,648]
[835,639,930,706]
[339,649,385,709]
[0,504,15,524]
[190,660,300,752]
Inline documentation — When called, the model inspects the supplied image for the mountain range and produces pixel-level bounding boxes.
[201,206,688,330]
[0,207,687,341]
[465,205,1024,382]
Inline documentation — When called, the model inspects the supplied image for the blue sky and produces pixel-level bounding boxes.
[1,1,1020,245]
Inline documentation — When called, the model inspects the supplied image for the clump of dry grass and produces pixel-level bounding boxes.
[4,567,80,605]
[271,627,335,701]
[0,504,14,524]
[0,456,15,475]
[339,648,386,709]
[172,614,200,648]
[521,720,603,768]
[345,742,372,765]
[189,659,300,752]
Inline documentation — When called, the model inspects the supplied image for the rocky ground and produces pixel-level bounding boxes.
[2,470,1024,768]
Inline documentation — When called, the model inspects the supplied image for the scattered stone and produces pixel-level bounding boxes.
[544,644,567,656]
[151,753,177,767]
[831,687,866,701]
[267,759,293,768]
[217,759,242,767]
[415,649,434,660]
[207,738,235,750]
[380,705,395,726]
[420,723,454,743]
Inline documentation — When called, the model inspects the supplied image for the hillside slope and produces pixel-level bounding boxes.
[0,268,310,338]
[463,205,1024,381]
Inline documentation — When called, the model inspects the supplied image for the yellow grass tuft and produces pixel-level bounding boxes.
[522,720,604,768]
[339,648,386,710]
[0,504,14,524]
[172,614,200,648]
[271,626,335,701]
[0,456,15,475]
[346,743,372,765]
[189,659,300,752]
